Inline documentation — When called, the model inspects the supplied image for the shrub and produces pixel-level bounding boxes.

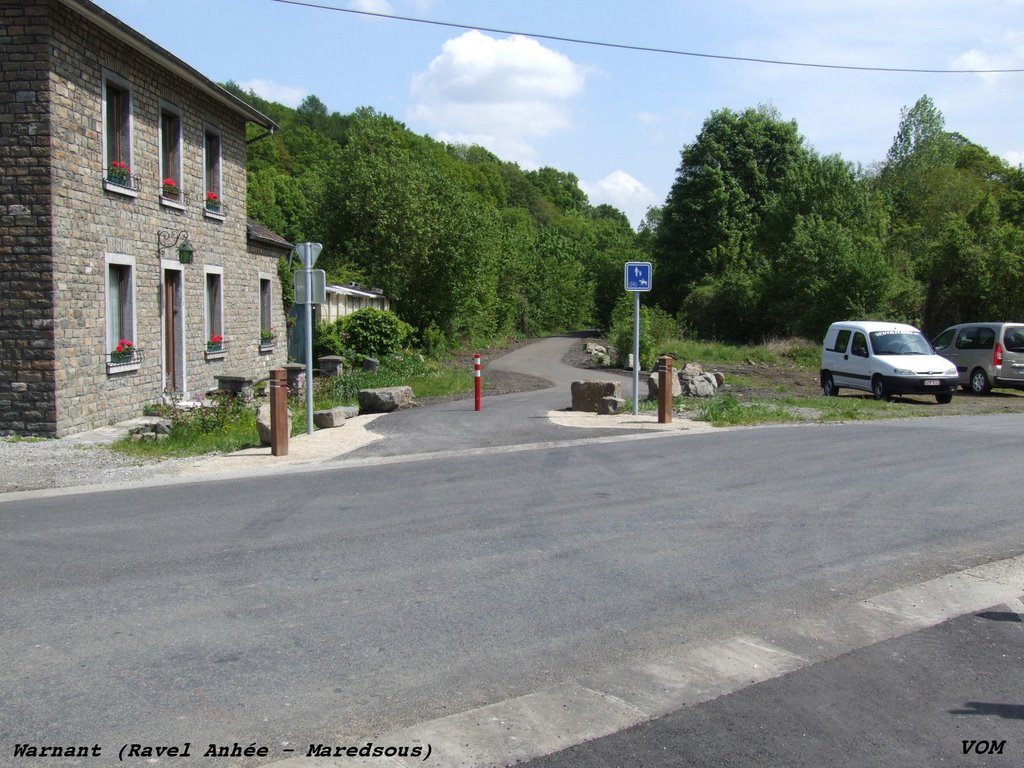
[344,308,413,358]
[313,320,347,359]
[312,308,414,361]
[608,295,681,370]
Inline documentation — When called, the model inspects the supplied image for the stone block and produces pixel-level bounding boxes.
[684,372,719,398]
[282,363,305,393]
[215,375,254,401]
[257,402,291,445]
[318,356,344,376]
[597,395,626,415]
[358,386,415,414]
[571,380,623,412]
[313,406,348,429]
[646,371,682,401]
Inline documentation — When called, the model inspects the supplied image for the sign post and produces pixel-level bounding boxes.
[293,242,322,435]
[624,262,653,415]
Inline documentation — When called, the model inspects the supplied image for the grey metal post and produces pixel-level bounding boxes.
[304,266,314,435]
[632,290,640,415]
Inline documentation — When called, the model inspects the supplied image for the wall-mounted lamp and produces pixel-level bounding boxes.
[158,230,194,264]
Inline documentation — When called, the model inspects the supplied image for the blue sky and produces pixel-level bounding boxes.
[93,0,1024,227]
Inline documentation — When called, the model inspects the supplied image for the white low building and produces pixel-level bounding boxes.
[317,283,390,324]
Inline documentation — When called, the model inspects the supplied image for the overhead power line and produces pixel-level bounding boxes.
[270,0,1024,74]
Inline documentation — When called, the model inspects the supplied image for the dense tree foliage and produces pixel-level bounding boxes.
[230,81,1024,348]
[650,96,1024,342]
[225,87,635,346]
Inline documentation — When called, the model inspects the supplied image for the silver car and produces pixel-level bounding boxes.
[931,322,1024,394]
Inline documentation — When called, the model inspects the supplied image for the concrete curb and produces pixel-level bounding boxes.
[262,555,1024,768]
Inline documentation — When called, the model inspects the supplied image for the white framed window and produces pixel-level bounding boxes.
[102,71,135,195]
[159,102,184,206]
[105,253,138,371]
[205,267,224,356]
[203,126,223,217]
[259,273,275,348]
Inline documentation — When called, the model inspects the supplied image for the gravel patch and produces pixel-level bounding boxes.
[1,439,196,494]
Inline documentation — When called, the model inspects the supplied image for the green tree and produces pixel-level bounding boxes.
[653,105,807,319]
[228,89,641,346]
[759,153,903,337]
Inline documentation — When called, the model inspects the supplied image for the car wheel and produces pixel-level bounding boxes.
[821,372,838,396]
[872,376,889,401]
[969,368,992,394]
[935,392,953,404]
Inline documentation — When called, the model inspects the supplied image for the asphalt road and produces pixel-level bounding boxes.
[348,334,638,457]
[519,606,1024,768]
[3,339,1024,767]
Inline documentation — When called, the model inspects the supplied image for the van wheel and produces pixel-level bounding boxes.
[969,368,991,394]
[821,372,838,396]
[872,376,889,401]
[935,392,953,404]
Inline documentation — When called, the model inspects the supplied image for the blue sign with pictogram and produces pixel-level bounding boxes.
[625,262,652,292]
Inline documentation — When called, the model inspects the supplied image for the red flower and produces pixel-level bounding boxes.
[206,191,220,202]
[162,178,177,188]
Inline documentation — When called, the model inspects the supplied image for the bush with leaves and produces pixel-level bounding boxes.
[313,308,414,362]
[608,294,681,370]
[343,308,414,358]
[313,320,347,359]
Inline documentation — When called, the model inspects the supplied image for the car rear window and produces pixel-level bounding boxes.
[1004,327,1024,353]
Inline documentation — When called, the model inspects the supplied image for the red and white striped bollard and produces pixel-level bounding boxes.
[474,353,483,411]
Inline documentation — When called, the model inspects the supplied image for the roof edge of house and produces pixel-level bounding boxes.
[59,0,279,132]
[246,218,293,250]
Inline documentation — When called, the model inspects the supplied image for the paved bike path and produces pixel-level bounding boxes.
[342,335,643,459]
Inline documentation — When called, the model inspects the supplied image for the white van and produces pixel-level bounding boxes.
[820,321,958,403]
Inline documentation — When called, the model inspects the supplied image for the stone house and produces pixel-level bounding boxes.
[0,0,291,437]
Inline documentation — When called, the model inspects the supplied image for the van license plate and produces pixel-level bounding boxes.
[924,379,940,386]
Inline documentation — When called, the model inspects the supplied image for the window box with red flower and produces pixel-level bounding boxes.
[107,339,141,372]
[161,178,181,200]
[205,191,221,211]
[205,334,227,359]
[107,161,131,185]
[104,161,139,196]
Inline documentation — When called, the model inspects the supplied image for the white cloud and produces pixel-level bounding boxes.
[951,27,1024,84]
[1005,150,1024,167]
[348,0,393,13]
[238,79,308,108]
[409,30,585,165]
[581,170,659,228]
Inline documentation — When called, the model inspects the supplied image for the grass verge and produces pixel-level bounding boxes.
[112,352,476,459]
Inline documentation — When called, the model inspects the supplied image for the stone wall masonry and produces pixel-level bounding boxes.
[243,241,289,377]
[0,1,287,435]
[0,2,57,435]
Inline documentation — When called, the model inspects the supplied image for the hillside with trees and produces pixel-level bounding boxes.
[224,85,643,349]
[650,98,1024,342]
[226,84,1024,347]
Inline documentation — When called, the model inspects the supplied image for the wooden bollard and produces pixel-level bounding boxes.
[658,354,673,424]
[270,367,289,456]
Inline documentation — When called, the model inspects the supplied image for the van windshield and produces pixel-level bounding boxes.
[870,331,933,356]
